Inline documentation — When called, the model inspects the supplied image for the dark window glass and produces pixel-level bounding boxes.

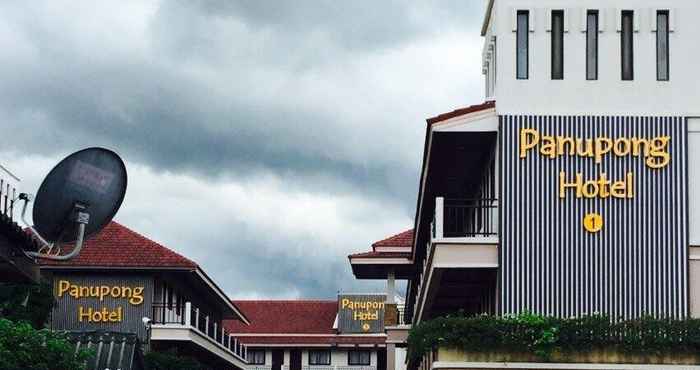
[249,350,266,365]
[309,350,331,365]
[621,11,634,80]
[516,11,529,79]
[551,10,564,79]
[657,10,670,81]
[348,350,371,366]
[586,10,599,80]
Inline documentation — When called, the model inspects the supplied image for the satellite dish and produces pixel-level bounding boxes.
[20,148,127,260]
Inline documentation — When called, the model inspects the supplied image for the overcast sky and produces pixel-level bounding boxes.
[0,0,486,299]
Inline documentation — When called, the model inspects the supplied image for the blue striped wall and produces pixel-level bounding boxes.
[500,115,688,319]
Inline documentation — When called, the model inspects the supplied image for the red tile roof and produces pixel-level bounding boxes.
[371,229,413,249]
[225,300,337,334]
[426,100,495,125]
[225,300,386,346]
[39,221,197,269]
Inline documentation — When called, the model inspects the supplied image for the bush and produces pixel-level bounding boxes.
[145,348,206,370]
[407,312,700,362]
[0,318,92,370]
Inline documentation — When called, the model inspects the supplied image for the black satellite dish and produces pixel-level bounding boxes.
[21,148,127,260]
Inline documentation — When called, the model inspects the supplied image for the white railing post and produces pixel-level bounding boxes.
[195,308,200,329]
[184,302,192,326]
[205,316,209,335]
[435,197,444,239]
[213,322,218,340]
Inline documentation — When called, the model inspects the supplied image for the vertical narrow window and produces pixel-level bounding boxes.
[551,10,564,80]
[621,11,634,80]
[586,10,599,80]
[516,11,529,79]
[657,10,670,81]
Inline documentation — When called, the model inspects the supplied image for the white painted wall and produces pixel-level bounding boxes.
[689,118,700,246]
[485,0,700,116]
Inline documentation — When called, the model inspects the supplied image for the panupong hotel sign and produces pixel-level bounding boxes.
[519,128,671,199]
[57,280,144,323]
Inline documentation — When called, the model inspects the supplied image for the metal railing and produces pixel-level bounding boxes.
[0,165,19,220]
[299,367,375,370]
[396,304,406,325]
[151,301,247,362]
[432,197,498,239]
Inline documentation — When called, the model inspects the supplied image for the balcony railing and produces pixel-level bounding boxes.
[432,197,498,239]
[0,165,19,220]
[151,302,247,362]
[282,366,375,370]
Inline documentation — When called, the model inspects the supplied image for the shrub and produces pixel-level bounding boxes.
[0,318,92,370]
[407,312,700,362]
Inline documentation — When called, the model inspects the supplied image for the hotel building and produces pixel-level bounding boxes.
[40,221,250,370]
[225,298,389,370]
[351,0,700,369]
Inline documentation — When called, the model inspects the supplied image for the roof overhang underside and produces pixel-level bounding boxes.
[349,257,415,279]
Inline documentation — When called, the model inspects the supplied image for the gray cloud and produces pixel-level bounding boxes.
[0,0,485,298]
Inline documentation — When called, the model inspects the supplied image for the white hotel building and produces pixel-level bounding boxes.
[350,0,700,369]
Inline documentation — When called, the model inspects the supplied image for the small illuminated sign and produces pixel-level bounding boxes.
[337,294,385,333]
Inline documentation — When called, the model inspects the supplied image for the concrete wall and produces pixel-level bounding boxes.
[487,0,700,116]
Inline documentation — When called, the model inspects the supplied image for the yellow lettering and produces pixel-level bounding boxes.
[559,172,583,199]
[130,287,144,305]
[647,136,670,169]
[594,137,613,164]
[519,128,539,159]
[58,280,71,297]
[557,136,575,156]
[540,136,556,159]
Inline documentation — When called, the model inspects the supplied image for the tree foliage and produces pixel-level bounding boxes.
[0,318,93,370]
[0,282,55,328]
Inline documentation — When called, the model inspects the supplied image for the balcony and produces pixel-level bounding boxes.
[411,197,499,324]
[431,197,498,242]
[151,302,247,368]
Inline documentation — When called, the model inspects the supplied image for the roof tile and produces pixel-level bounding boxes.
[39,221,197,269]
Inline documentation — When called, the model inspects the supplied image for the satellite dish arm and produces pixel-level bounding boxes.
[19,194,90,261]
[19,193,52,248]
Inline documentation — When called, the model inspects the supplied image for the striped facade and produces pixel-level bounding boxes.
[499,115,688,319]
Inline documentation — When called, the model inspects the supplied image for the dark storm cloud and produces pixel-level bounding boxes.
[0,0,485,298]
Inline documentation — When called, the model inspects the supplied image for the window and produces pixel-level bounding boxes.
[516,10,529,79]
[551,10,564,79]
[586,10,599,80]
[249,350,266,365]
[348,350,371,366]
[309,350,331,365]
[621,11,634,80]
[657,10,670,81]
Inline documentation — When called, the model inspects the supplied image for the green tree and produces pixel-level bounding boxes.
[0,281,55,328]
[0,318,92,370]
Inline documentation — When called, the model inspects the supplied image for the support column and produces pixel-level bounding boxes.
[386,343,396,370]
[386,270,396,304]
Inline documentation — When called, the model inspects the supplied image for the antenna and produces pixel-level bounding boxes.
[19,148,127,260]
